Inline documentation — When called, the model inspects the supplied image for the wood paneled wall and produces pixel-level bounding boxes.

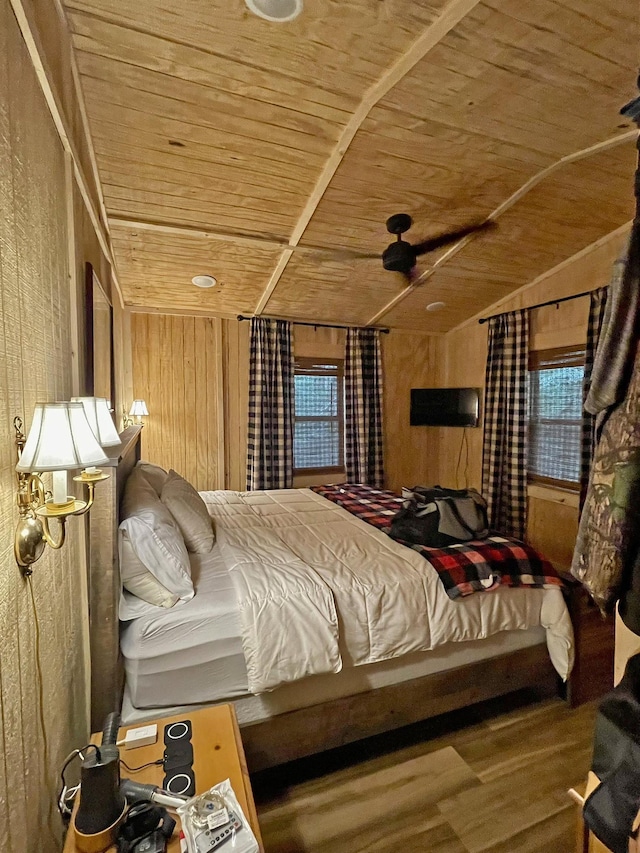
[0,2,92,847]
[130,318,447,494]
[129,319,349,492]
[130,313,226,491]
[382,331,445,493]
[438,227,630,567]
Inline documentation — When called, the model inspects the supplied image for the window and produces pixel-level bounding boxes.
[294,357,344,472]
[528,346,585,489]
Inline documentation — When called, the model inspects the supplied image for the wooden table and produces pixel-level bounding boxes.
[63,705,264,852]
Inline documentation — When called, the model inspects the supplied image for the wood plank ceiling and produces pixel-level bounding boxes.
[63,0,639,331]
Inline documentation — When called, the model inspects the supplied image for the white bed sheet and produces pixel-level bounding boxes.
[120,545,249,708]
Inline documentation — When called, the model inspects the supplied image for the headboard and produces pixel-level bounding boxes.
[88,425,142,730]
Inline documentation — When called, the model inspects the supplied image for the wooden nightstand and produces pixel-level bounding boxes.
[63,704,264,853]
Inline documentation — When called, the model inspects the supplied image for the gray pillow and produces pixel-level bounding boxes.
[161,470,215,554]
[136,460,169,495]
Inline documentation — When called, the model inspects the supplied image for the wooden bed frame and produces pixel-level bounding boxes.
[88,436,560,767]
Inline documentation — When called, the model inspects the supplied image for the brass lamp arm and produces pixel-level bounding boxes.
[41,516,67,550]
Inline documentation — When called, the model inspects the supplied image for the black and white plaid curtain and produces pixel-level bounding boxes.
[246,317,294,491]
[579,287,608,505]
[344,328,384,487]
[481,309,529,539]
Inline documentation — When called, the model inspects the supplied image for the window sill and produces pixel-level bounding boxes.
[293,468,346,488]
[527,482,580,508]
[293,466,345,476]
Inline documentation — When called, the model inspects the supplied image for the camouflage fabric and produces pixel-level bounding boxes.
[571,227,640,617]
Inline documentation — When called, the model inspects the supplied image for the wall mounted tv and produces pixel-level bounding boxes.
[410,387,480,427]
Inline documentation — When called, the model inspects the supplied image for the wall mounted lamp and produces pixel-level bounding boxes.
[72,397,122,448]
[129,399,149,425]
[14,402,110,575]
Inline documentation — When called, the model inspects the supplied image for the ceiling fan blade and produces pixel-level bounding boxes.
[290,245,380,261]
[400,267,419,285]
[412,220,496,257]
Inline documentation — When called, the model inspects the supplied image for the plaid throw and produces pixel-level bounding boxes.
[310,483,561,600]
[246,317,294,490]
[345,328,385,488]
[482,309,529,539]
[579,287,608,507]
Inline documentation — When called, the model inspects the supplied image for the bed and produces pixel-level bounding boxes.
[112,458,574,770]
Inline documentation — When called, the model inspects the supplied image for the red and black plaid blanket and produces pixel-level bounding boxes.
[310,483,562,600]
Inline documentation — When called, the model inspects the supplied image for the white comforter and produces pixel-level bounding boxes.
[201,489,574,693]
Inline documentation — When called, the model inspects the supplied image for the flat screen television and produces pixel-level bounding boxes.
[410,387,480,427]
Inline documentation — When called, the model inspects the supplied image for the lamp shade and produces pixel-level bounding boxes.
[72,397,121,447]
[16,402,109,473]
[129,400,149,417]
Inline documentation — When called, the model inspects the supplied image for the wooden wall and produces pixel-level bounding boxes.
[438,227,630,568]
[130,313,226,491]
[382,331,445,492]
[130,317,447,494]
[0,2,90,847]
[0,0,121,847]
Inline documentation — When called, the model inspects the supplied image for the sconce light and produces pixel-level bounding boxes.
[129,399,149,425]
[72,397,122,448]
[14,402,110,575]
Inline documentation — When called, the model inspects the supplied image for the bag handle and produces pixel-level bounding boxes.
[440,497,480,538]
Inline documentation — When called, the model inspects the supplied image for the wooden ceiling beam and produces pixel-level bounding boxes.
[253,0,485,315]
[366,129,638,326]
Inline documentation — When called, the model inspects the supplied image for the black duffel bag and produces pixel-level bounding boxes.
[389,485,489,547]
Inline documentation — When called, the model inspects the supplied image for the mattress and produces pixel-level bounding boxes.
[120,545,249,708]
[121,536,555,719]
[121,623,547,726]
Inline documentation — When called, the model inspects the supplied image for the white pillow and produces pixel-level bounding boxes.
[161,469,215,554]
[135,460,169,496]
[119,532,179,613]
[119,467,193,613]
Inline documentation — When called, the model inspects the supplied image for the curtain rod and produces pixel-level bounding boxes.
[478,289,596,325]
[236,314,390,333]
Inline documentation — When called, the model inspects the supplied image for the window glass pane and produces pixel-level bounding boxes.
[294,421,340,468]
[528,363,583,483]
[295,374,338,417]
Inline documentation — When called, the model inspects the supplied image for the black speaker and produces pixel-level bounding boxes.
[162,720,195,798]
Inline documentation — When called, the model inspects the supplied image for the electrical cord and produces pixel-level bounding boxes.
[455,428,470,489]
[58,744,101,817]
[27,575,59,847]
[463,428,470,488]
[120,758,163,773]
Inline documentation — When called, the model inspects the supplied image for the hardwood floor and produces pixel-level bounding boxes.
[252,690,596,853]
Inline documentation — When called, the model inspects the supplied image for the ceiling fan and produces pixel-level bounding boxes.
[292,213,496,283]
[377,214,496,283]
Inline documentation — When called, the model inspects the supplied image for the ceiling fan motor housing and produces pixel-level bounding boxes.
[382,240,416,272]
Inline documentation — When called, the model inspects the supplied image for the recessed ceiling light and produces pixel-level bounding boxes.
[245,0,303,22]
[426,301,446,312]
[192,275,217,288]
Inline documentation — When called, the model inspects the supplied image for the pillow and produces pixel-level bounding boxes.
[135,460,169,496]
[119,467,194,610]
[161,469,215,554]
[119,532,179,610]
